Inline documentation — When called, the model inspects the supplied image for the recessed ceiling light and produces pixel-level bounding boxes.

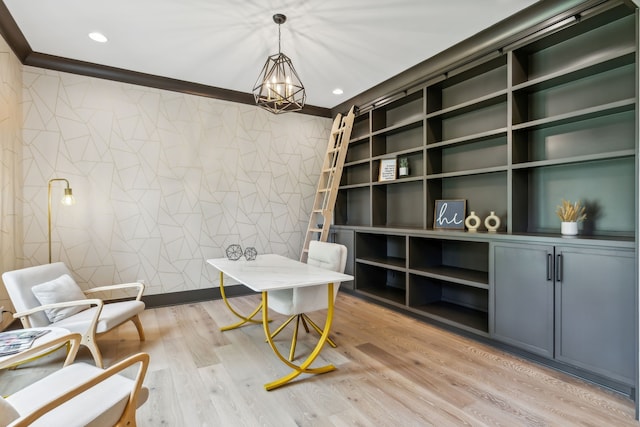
[88,32,108,43]
[332,88,344,95]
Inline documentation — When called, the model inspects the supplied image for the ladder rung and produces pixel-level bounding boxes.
[308,228,322,233]
[322,167,336,173]
[312,209,323,213]
[318,188,329,193]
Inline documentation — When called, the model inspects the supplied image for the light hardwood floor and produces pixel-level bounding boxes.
[1,293,637,426]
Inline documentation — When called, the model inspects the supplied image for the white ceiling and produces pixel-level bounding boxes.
[5,0,539,110]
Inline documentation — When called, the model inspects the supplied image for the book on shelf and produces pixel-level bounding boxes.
[0,329,50,356]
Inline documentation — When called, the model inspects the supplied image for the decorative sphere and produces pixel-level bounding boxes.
[226,244,243,260]
[244,247,258,261]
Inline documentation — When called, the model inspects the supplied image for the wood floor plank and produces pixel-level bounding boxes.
[0,293,636,426]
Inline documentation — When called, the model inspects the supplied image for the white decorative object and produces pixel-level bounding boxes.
[398,157,410,177]
[561,221,578,236]
[484,211,500,233]
[464,211,481,232]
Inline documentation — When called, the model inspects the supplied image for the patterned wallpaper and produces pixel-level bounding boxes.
[11,62,331,298]
[0,35,24,327]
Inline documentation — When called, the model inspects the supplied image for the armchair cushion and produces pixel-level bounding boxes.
[0,397,19,425]
[6,362,149,427]
[31,274,90,323]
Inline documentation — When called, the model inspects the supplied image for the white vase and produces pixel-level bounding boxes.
[484,211,500,233]
[465,211,481,232]
[561,221,578,236]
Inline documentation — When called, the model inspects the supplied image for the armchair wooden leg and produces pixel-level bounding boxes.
[84,338,104,369]
[131,315,146,341]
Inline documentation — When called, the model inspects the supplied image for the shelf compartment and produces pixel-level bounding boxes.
[427,55,507,114]
[512,157,635,237]
[356,262,405,305]
[372,91,424,132]
[512,10,635,86]
[372,180,424,228]
[372,150,424,180]
[426,171,507,232]
[427,134,507,175]
[351,113,370,141]
[512,98,635,132]
[335,187,370,227]
[346,137,370,163]
[371,121,423,157]
[408,274,488,333]
[341,162,370,186]
[356,232,406,267]
[512,109,635,165]
[408,237,489,286]
[427,99,507,144]
[512,62,635,125]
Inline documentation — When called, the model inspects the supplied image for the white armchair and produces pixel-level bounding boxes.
[0,333,150,427]
[268,240,347,360]
[2,262,146,368]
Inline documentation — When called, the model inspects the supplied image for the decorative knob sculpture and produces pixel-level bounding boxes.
[484,211,500,233]
[465,211,481,232]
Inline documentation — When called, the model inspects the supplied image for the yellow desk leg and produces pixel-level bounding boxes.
[219,271,263,331]
[262,282,336,391]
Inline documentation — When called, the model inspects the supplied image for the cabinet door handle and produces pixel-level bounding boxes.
[556,254,562,282]
[546,253,552,281]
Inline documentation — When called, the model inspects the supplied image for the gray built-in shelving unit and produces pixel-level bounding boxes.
[332,0,639,401]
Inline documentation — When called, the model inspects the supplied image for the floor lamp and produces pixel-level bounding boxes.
[48,178,75,263]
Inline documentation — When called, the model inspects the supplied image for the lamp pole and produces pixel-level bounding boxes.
[48,178,75,263]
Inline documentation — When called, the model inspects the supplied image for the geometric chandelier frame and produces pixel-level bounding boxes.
[252,14,306,114]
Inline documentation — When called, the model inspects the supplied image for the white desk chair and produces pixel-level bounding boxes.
[268,241,347,360]
[2,262,146,368]
[0,332,149,427]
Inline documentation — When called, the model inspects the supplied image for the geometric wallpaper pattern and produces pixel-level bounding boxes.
[17,65,331,298]
[0,36,24,326]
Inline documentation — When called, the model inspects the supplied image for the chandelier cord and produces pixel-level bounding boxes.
[278,23,281,54]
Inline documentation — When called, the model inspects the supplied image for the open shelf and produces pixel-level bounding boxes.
[372,121,423,157]
[341,162,370,186]
[356,263,405,306]
[372,180,424,228]
[512,157,636,237]
[334,186,370,227]
[372,91,424,133]
[356,232,406,268]
[427,55,507,114]
[427,135,507,175]
[409,237,489,286]
[408,274,488,333]
[346,137,370,163]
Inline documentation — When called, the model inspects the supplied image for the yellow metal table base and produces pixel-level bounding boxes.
[262,283,336,391]
[218,272,263,331]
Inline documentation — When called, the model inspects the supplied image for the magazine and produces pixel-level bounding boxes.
[0,329,50,356]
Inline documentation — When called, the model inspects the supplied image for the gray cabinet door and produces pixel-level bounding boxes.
[554,246,635,385]
[493,243,554,357]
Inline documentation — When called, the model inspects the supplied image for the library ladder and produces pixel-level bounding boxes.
[300,106,355,262]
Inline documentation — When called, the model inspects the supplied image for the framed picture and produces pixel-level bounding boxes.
[378,158,397,181]
[433,199,466,230]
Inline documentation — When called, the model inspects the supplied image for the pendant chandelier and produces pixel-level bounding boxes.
[253,14,306,114]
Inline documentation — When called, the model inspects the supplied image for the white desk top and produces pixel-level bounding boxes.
[207,254,353,292]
